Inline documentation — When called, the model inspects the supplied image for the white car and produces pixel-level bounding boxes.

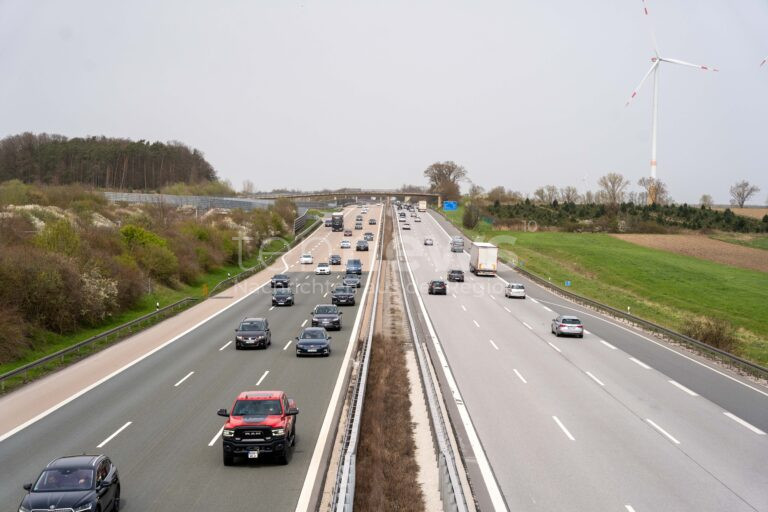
[315,262,331,275]
[505,283,526,299]
[300,253,313,264]
[414,217,422,223]
[340,240,351,249]
[424,238,433,246]
[403,223,411,230]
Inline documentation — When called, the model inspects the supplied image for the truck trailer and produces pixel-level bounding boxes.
[417,200,427,212]
[331,212,344,232]
[469,242,498,276]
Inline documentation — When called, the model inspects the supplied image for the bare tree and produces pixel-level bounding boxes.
[559,186,581,204]
[487,186,507,204]
[423,161,467,200]
[637,177,669,205]
[699,194,714,208]
[242,180,254,195]
[468,183,484,198]
[598,173,630,205]
[729,180,760,208]
[584,190,596,204]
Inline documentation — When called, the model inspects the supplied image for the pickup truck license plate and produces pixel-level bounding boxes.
[248,451,259,459]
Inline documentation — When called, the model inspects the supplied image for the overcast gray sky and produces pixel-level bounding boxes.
[1,0,766,204]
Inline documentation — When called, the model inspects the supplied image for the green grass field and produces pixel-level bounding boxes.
[710,233,768,251]
[440,206,768,365]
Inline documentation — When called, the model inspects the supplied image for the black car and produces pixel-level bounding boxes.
[20,455,120,512]
[346,258,362,275]
[354,222,363,230]
[428,280,447,295]
[311,304,342,330]
[331,286,356,306]
[324,219,332,227]
[329,254,342,265]
[356,240,369,251]
[447,269,465,282]
[368,218,377,225]
[363,232,374,241]
[272,287,294,306]
[295,327,332,357]
[235,317,272,349]
[271,274,290,288]
[342,273,361,288]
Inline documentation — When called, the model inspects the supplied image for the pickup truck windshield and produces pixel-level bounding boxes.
[233,399,282,416]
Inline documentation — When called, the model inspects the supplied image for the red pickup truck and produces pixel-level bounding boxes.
[217,390,299,465]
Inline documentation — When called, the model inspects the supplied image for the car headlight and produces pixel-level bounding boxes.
[223,429,235,438]
[19,507,30,512]
[74,505,93,512]
[272,428,285,437]
[235,336,243,341]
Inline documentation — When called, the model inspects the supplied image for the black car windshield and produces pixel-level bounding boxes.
[232,399,282,416]
[301,330,327,339]
[240,321,265,330]
[274,289,291,295]
[335,287,353,293]
[315,306,337,314]
[273,275,288,280]
[34,468,94,492]
[561,318,581,324]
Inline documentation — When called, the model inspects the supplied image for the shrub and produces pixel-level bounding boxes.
[681,316,737,353]
[35,219,81,257]
[120,224,167,250]
[133,244,178,285]
[463,204,480,229]
[0,307,28,364]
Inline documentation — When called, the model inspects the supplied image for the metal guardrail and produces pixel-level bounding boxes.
[0,298,198,391]
[330,204,387,511]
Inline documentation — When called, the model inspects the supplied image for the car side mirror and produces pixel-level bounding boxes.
[328,336,332,340]
[339,312,343,315]
[295,336,299,340]
[217,408,229,417]
[287,407,300,416]
[23,483,32,491]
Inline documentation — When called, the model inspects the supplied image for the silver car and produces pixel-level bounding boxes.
[504,283,526,299]
[551,315,584,338]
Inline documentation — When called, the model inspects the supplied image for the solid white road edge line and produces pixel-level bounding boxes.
[294,205,383,512]
[585,371,605,387]
[174,371,194,387]
[552,416,575,441]
[208,426,224,447]
[723,412,766,435]
[219,340,232,351]
[629,357,652,370]
[404,207,508,511]
[646,418,680,444]
[256,370,270,386]
[513,369,527,384]
[668,380,698,396]
[97,421,132,448]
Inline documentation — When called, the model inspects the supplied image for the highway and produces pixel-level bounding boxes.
[395,207,768,512]
[0,204,383,511]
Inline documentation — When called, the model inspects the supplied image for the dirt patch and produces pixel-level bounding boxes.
[612,234,768,273]
[715,207,768,220]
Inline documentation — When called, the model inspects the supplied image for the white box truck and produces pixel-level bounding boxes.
[417,200,427,212]
[469,242,498,276]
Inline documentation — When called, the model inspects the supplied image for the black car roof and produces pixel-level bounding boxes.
[47,455,101,468]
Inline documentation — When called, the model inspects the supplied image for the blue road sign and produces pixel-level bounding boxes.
[565,280,572,287]
[443,201,458,211]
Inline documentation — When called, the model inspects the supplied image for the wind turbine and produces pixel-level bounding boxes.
[625,0,718,203]
[762,57,767,67]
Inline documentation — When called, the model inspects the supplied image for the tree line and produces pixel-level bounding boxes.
[0,132,219,190]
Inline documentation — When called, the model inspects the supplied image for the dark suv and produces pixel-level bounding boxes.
[311,304,342,330]
[271,274,290,288]
[329,254,342,265]
[218,391,299,465]
[331,286,356,306]
[272,287,294,306]
[428,280,447,295]
[295,327,332,357]
[235,318,271,349]
[20,455,120,512]
[356,240,369,251]
[342,273,361,288]
[447,269,465,282]
[346,259,362,275]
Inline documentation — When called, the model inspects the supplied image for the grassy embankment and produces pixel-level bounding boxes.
[710,233,768,251]
[442,205,768,366]
[0,237,290,378]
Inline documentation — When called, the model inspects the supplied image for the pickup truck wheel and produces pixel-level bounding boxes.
[223,452,235,466]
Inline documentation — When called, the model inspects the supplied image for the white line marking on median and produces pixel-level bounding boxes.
[522,322,533,330]
[552,416,575,441]
[629,357,651,370]
[283,340,293,351]
[513,369,527,384]
[219,341,232,351]
[542,306,553,313]
[599,339,617,350]
[97,422,132,448]
[208,426,224,447]
[547,342,562,353]
[646,418,680,444]
[473,320,480,328]
[489,339,499,350]
[174,371,194,387]
[723,412,766,435]
[585,371,605,387]
[668,380,698,396]
[256,370,270,386]
[301,319,308,327]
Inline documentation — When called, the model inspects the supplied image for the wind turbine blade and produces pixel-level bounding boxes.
[661,57,719,72]
[762,57,767,67]
[625,61,659,106]
[640,0,660,55]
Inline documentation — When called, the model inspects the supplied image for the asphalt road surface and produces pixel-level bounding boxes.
[0,204,382,511]
[396,207,768,512]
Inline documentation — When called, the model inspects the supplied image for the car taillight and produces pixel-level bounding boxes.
[560,324,567,328]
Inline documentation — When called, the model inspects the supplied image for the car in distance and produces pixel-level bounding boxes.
[295,327,332,357]
[447,269,464,282]
[398,216,406,222]
[329,254,342,265]
[428,279,447,295]
[424,238,433,246]
[354,222,363,230]
[217,390,298,465]
[311,304,342,330]
[414,216,421,222]
[340,239,351,249]
[324,218,332,227]
[403,223,411,230]
[315,262,331,275]
[368,218,377,225]
[346,258,362,275]
[271,273,290,288]
[410,212,417,217]
[363,232,374,241]
[342,273,361,288]
[20,455,121,512]
[272,287,294,307]
[355,215,363,222]
[504,283,526,299]
[299,253,313,265]
[356,240,369,251]
[332,286,356,306]
[235,317,272,349]
[344,229,353,236]
[551,315,584,338]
